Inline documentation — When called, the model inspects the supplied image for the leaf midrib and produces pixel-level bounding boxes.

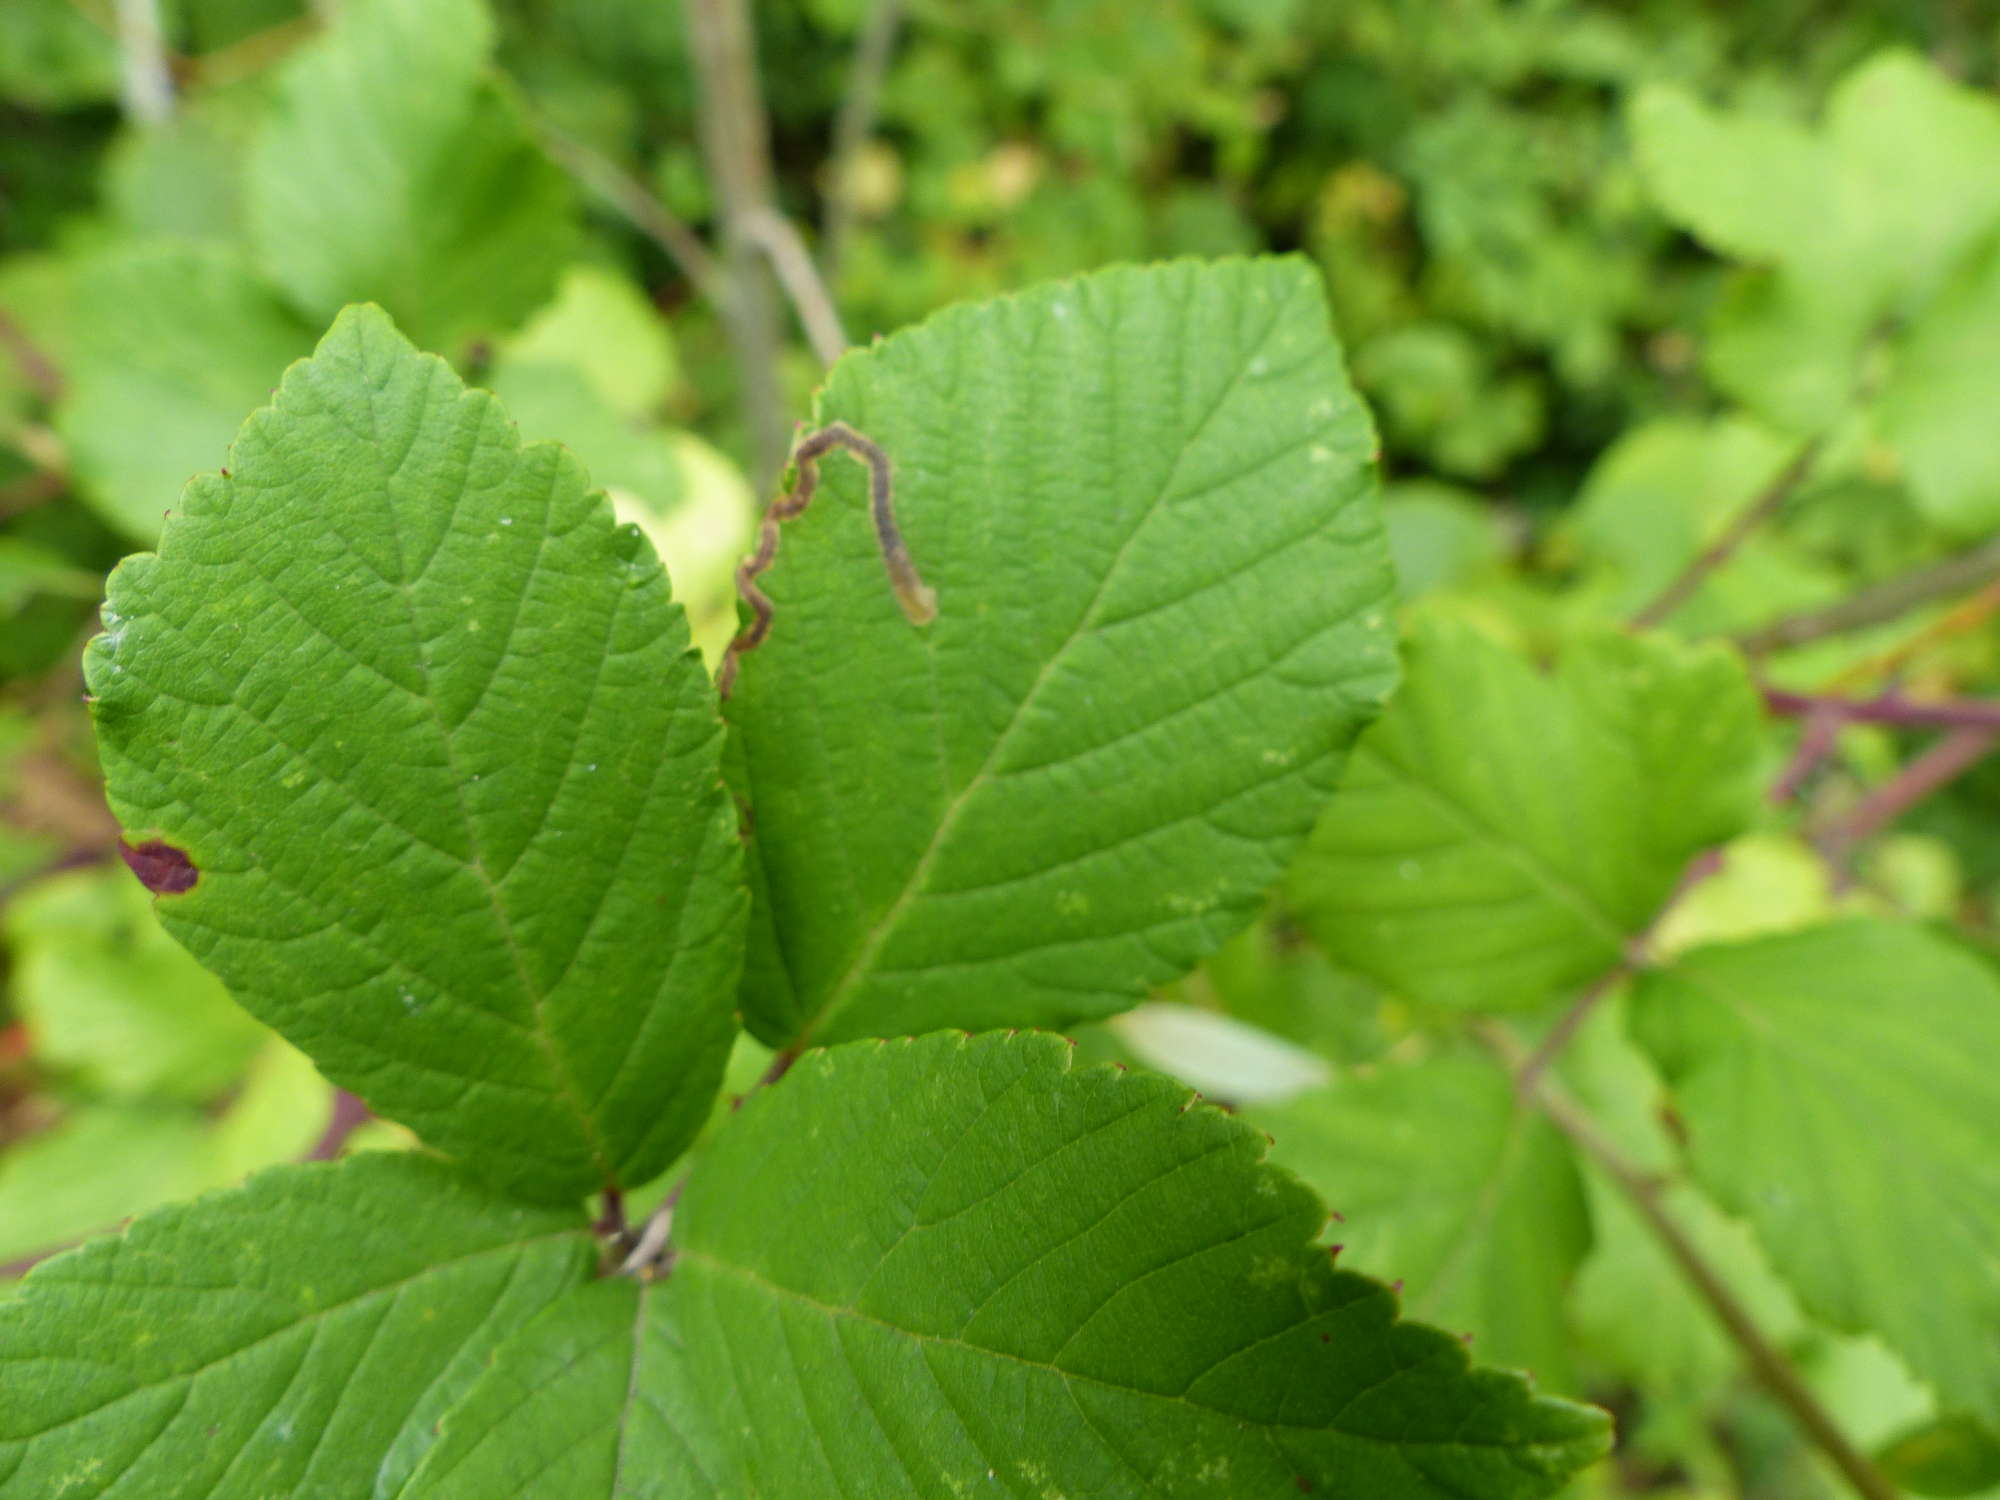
[1357,743,1633,956]
[674,1249,1567,1459]
[369,381,614,1185]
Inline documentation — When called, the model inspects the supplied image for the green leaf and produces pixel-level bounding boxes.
[1288,621,1763,1011]
[86,304,746,1204]
[1250,1055,1591,1392]
[0,0,118,110]
[1704,266,1874,434]
[1381,480,1506,601]
[245,0,576,353]
[0,1108,213,1269]
[1879,1416,2000,1498]
[1632,920,2000,1430]
[1634,53,2000,439]
[1879,237,2000,537]
[0,536,98,613]
[102,81,270,247]
[728,256,1399,1049]
[1822,51,2000,310]
[1628,84,1831,268]
[404,1280,726,1498]
[497,264,681,420]
[55,242,314,542]
[0,1153,593,1497]
[412,1031,1609,1498]
[0,1042,332,1269]
[484,358,685,519]
[1559,995,1806,1420]
[6,865,268,1102]
[1559,416,1842,633]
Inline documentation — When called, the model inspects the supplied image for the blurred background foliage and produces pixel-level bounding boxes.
[3,2,1999,1495]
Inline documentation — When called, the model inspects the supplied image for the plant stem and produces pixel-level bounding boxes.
[1763,687,2000,732]
[306,1089,371,1161]
[1515,848,1723,1093]
[740,205,849,367]
[1630,438,1822,631]
[684,0,791,492]
[820,0,904,281]
[0,311,63,403]
[1481,1023,1903,1500]
[538,127,721,298]
[1828,725,1998,858]
[1737,534,2000,654]
[114,0,175,125]
[1769,701,1848,805]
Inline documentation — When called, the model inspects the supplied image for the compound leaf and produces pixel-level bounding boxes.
[246,0,575,353]
[414,1032,1610,1498]
[86,304,746,1204]
[728,256,1399,1050]
[0,1153,594,1499]
[1632,920,2000,1430]
[1287,620,1762,1011]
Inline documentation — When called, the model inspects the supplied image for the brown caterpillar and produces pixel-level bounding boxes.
[717,421,937,699]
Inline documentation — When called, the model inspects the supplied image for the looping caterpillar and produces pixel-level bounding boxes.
[717,421,937,699]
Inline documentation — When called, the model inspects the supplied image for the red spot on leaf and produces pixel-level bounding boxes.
[119,837,198,895]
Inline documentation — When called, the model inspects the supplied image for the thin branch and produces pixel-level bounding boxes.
[820,0,905,280]
[0,468,65,520]
[1481,1023,1903,1500]
[305,1089,371,1161]
[593,1186,627,1244]
[1769,700,1848,806]
[740,205,849,368]
[113,0,174,125]
[0,311,63,404]
[1514,848,1723,1094]
[684,0,790,491]
[1763,686,2000,732]
[537,126,721,298]
[1738,533,2000,654]
[1828,725,1999,858]
[1630,439,1822,631]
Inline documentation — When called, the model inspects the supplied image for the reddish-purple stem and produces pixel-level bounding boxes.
[1763,687,2000,732]
[306,1089,371,1161]
[1829,726,2000,864]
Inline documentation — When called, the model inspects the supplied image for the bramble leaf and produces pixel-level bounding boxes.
[1287,621,1763,1011]
[401,1280,726,1498]
[86,304,746,1204]
[0,1153,593,1498]
[408,1031,1610,1498]
[245,0,576,353]
[55,242,313,542]
[1250,1055,1591,1392]
[1633,920,2000,1430]
[728,256,1398,1050]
